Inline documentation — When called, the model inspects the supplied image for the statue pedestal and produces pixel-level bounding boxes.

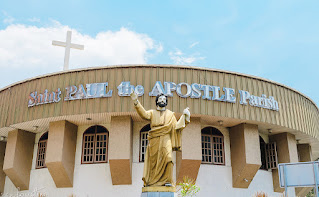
[141,192,174,197]
[141,186,175,197]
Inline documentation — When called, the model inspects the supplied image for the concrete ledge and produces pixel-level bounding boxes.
[229,124,261,188]
[46,120,77,188]
[269,133,298,193]
[3,129,35,190]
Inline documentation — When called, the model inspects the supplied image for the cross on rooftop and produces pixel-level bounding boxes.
[52,31,84,71]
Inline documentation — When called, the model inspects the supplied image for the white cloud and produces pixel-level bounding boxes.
[0,21,162,88]
[2,11,15,24]
[0,23,162,70]
[169,49,205,65]
[28,17,41,22]
[189,41,199,48]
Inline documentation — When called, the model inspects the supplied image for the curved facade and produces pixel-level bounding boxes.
[0,65,318,197]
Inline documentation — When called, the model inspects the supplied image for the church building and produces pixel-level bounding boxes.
[0,64,318,196]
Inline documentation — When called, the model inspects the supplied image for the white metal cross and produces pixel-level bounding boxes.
[52,31,84,71]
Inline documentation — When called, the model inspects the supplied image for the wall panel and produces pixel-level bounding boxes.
[0,65,318,141]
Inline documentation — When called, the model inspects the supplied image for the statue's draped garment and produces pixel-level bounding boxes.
[135,102,190,187]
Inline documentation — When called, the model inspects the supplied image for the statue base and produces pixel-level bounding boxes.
[141,186,175,196]
[141,192,174,197]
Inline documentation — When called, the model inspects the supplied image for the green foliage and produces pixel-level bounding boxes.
[177,176,200,197]
[306,188,315,197]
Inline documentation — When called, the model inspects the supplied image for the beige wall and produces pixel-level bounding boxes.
[0,65,318,144]
[297,144,312,162]
[46,120,78,188]
[269,132,298,193]
[109,116,132,185]
[295,144,313,197]
[229,123,261,188]
[3,129,35,190]
[176,118,202,182]
[0,141,6,194]
[1,119,300,196]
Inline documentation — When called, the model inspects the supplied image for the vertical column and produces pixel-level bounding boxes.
[176,117,201,183]
[3,129,35,190]
[229,123,261,188]
[295,144,313,196]
[0,141,6,194]
[109,116,132,185]
[297,144,312,162]
[46,120,78,188]
[269,132,298,193]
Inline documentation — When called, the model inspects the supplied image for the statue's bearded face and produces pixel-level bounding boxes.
[157,95,167,107]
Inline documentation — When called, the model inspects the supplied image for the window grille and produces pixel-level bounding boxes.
[36,132,48,169]
[82,125,108,164]
[201,127,225,165]
[212,135,224,164]
[139,124,150,162]
[95,133,108,163]
[265,142,278,169]
[202,134,212,163]
[82,134,95,163]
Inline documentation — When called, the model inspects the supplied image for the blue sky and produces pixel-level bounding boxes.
[0,0,318,105]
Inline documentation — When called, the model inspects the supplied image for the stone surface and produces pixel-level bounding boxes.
[0,141,6,194]
[176,118,201,183]
[229,123,261,188]
[141,192,174,197]
[269,132,298,193]
[3,129,35,191]
[109,116,132,185]
[46,120,78,188]
[296,143,313,196]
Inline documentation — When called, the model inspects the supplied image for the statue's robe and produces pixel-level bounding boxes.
[135,101,190,187]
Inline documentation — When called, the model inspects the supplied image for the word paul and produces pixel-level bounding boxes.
[27,81,279,111]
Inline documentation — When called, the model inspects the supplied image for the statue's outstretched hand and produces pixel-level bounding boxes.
[183,107,190,117]
[130,90,138,101]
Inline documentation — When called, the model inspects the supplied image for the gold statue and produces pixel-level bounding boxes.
[130,91,190,189]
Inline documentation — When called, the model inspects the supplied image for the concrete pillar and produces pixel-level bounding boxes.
[297,144,312,162]
[269,132,298,193]
[0,141,6,194]
[46,120,78,188]
[295,144,313,196]
[229,123,261,188]
[3,129,35,190]
[109,116,132,185]
[176,118,202,183]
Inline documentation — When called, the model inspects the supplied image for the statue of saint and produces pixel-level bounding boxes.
[130,91,190,188]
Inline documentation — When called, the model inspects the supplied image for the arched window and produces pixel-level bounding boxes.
[139,124,150,162]
[82,125,108,164]
[260,136,267,170]
[36,132,48,169]
[201,127,225,165]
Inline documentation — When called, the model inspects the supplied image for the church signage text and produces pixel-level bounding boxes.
[28,81,279,111]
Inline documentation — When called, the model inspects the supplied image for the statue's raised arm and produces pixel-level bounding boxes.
[130,90,151,120]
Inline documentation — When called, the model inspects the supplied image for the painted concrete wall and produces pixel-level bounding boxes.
[2,123,295,197]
